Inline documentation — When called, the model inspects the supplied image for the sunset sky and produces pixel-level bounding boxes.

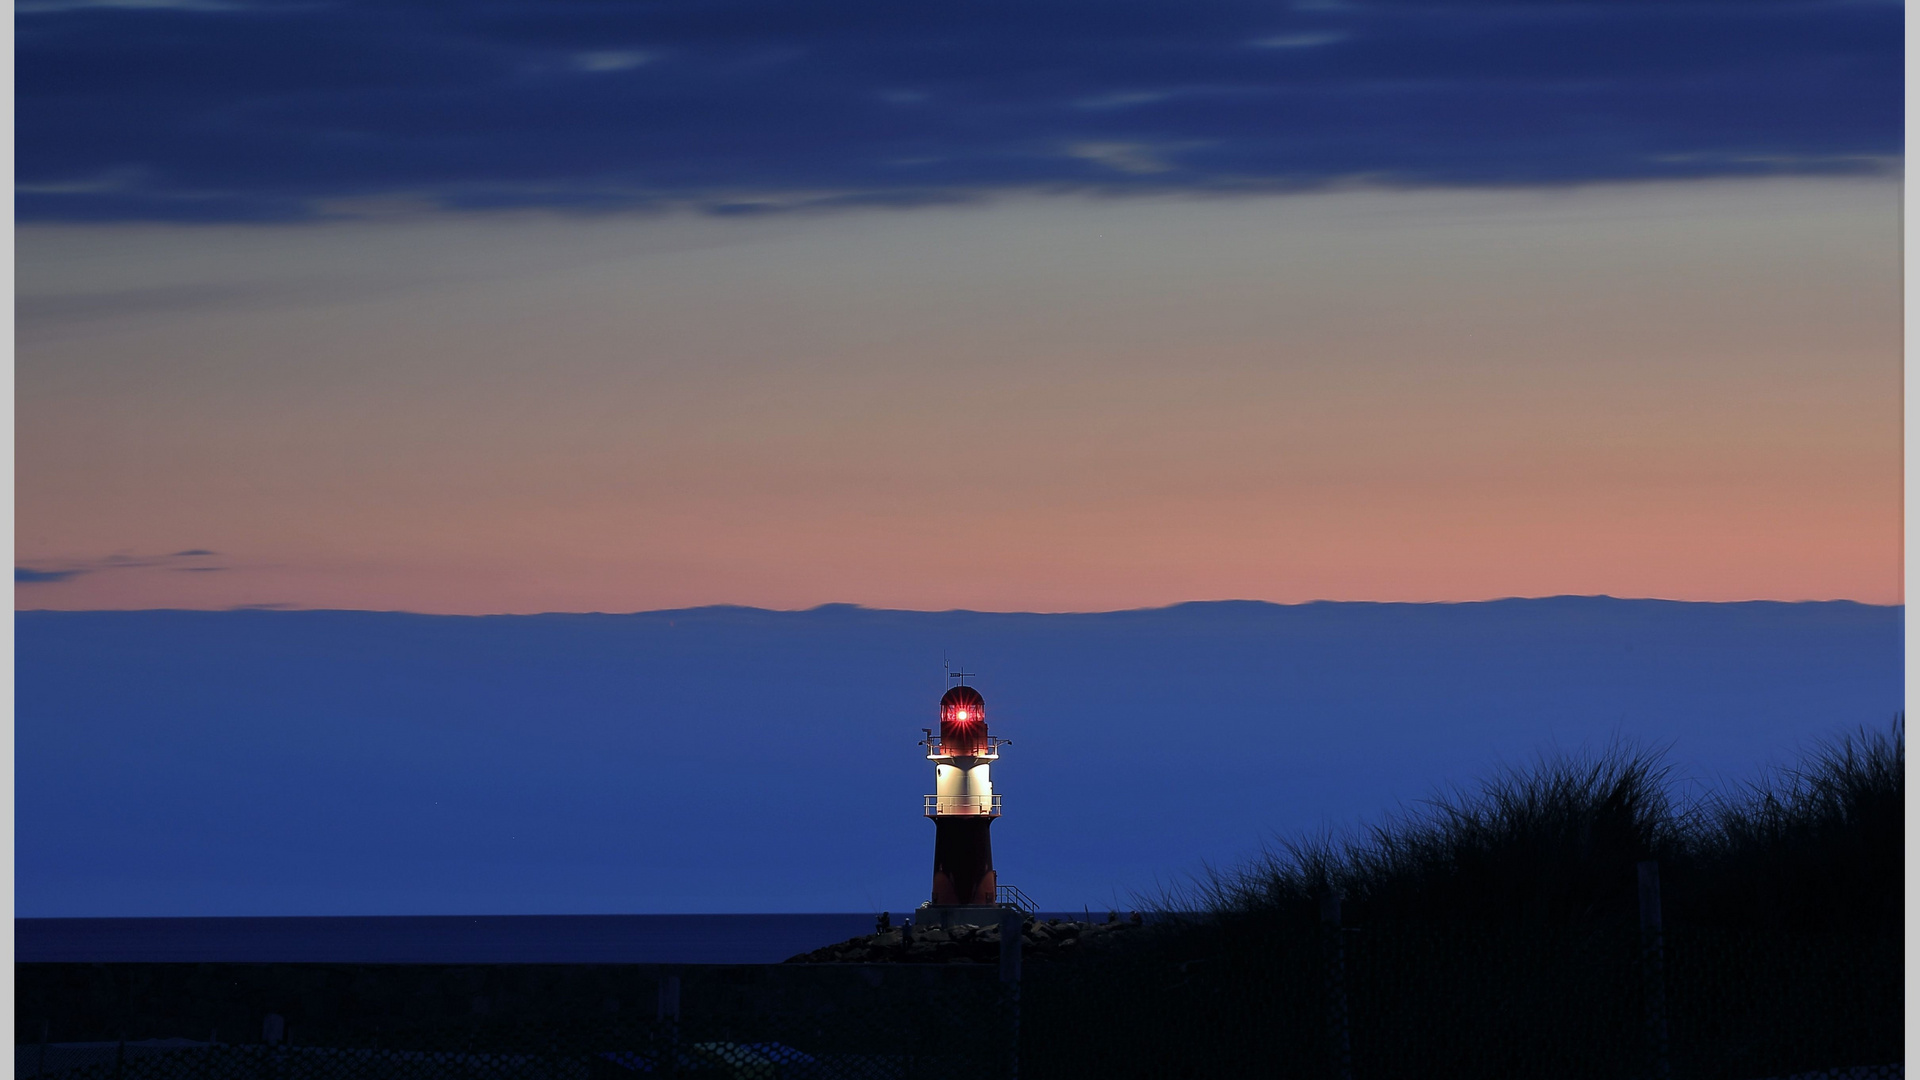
[16,0,1902,613]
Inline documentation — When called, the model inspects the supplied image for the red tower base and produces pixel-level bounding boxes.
[930,815,997,906]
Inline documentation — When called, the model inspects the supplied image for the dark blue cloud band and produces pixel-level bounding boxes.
[17,0,1901,222]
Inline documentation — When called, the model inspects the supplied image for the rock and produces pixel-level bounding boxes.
[784,916,1147,963]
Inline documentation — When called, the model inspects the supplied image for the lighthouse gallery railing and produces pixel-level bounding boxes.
[924,793,1002,817]
[922,735,1006,761]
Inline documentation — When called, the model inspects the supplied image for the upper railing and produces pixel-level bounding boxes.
[923,735,1008,762]
[924,793,1003,818]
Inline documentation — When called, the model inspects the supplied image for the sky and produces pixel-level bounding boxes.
[10,0,1905,921]
[15,0,1904,613]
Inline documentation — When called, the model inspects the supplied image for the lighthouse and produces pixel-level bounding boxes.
[920,678,1007,921]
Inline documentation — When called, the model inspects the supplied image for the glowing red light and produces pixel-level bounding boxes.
[955,710,970,720]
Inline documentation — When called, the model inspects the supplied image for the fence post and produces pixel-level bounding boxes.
[1000,906,1024,1080]
[1637,860,1671,1080]
[658,972,681,1079]
[1321,890,1354,1080]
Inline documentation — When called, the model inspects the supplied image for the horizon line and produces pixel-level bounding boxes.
[13,594,1903,619]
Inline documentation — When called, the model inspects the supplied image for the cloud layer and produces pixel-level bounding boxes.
[17,0,1900,221]
[15,550,225,586]
[16,601,1904,914]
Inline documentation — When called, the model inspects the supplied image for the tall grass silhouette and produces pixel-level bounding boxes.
[1684,724,1903,932]
[1023,722,1903,1080]
[1177,722,1900,933]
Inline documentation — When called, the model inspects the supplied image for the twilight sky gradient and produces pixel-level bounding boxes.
[15,0,1902,613]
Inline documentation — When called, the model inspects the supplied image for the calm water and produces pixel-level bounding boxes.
[18,911,1124,964]
[15,915,885,964]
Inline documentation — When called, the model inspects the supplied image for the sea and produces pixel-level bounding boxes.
[15,912,1102,964]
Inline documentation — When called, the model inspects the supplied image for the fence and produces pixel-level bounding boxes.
[1019,921,1902,1080]
[17,922,1900,1080]
[19,1006,1016,1080]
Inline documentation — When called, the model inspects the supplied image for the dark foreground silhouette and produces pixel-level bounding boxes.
[1021,724,1904,1079]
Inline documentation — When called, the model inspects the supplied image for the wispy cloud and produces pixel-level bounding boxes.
[15,550,228,586]
[14,167,146,195]
[17,0,247,13]
[13,0,1901,221]
[1073,91,1174,111]
[1066,142,1178,175]
[571,50,655,73]
[1250,31,1348,49]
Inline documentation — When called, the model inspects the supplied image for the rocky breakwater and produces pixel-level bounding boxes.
[786,913,1146,964]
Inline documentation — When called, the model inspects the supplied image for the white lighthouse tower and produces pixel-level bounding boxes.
[918,675,1020,926]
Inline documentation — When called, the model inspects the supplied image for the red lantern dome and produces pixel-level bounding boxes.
[939,685,987,754]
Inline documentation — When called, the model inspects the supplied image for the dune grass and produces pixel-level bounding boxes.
[1683,723,1905,932]
[1175,721,1902,933]
[1020,722,1903,1079]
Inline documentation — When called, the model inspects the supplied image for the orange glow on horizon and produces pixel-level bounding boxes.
[14,179,1900,614]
